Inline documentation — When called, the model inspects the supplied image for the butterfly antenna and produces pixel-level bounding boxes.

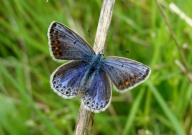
[104,50,130,55]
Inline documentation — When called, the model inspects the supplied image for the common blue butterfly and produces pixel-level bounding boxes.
[48,21,151,113]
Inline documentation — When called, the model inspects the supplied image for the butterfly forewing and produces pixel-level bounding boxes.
[48,21,95,61]
[103,56,151,92]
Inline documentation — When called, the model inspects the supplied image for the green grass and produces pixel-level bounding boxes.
[0,0,192,134]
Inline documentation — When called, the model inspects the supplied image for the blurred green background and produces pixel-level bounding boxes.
[0,0,192,135]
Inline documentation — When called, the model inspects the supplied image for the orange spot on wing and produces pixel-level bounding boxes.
[66,89,71,95]
[86,99,91,104]
[55,47,59,50]
[125,80,129,85]
[130,77,135,82]
[124,79,129,86]
[54,40,59,45]
[118,82,123,89]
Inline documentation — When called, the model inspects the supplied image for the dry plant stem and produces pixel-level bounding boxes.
[74,0,115,135]
[93,0,115,54]
[155,0,192,82]
[175,60,192,82]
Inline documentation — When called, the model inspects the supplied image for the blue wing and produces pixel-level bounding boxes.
[50,61,89,98]
[82,69,111,113]
[103,56,151,92]
[48,21,95,61]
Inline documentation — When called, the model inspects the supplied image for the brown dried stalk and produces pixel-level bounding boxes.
[155,0,192,82]
[74,0,115,135]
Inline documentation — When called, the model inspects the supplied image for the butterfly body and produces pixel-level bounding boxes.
[89,53,104,69]
[48,21,151,113]
[80,54,104,90]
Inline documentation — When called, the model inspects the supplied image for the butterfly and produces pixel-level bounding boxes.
[48,21,151,113]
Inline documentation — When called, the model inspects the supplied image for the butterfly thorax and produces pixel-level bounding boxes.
[89,54,104,69]
[80,54,104,91]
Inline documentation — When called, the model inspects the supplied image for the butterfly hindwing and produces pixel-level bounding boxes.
[103,56,151,92]
[50,61,89,98]
[48,21,95,61]
[82,69,111,113]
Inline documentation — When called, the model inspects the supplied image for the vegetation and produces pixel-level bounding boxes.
[0,0,192,134]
